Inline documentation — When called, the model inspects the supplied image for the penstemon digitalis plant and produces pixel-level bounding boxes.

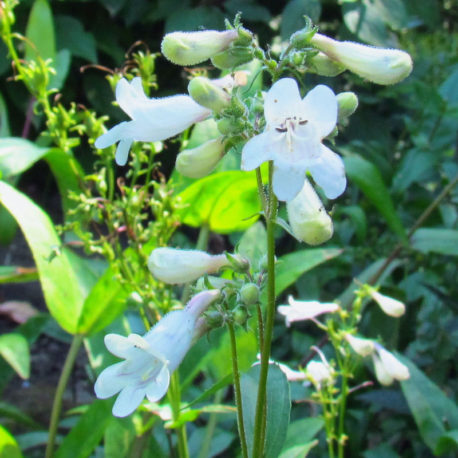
[1,1,430,455]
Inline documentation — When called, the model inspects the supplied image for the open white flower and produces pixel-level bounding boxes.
[94,290,220,417]
[148,248,231,284]
[345,334,375,357]
[278,295,340,327]
[372,345,410,386]
[306,360,333,387]
[241,78,345,201]
[94,77,211,166]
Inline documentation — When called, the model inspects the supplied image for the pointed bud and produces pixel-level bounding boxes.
[311,33,413,85]
[278,296,340,327]
[287,180,333,245]
[372,353,394,386]
[369,289,406,317]
[188,77,230,113]
[345,334,375,357]
[176,137,226,178]
[161,29,238,66]
[148,248,230,284]
[240,283,259,306]
[372,346,410,385]
[308,52,345,77]
[211,46,254,69]
[337,92,359,122]
[306,361,333,387]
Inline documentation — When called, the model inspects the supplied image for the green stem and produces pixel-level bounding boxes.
[169,372,189,458]
[227,321,249,458]
[45,334,84,458]
[337,370,348,458]
[197,391,223,458]
[252,162,277,457]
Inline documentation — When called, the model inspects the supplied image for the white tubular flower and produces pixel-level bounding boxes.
[94,290,220,417]
[254,354,307,382]
[345,334,375,357]
[311,33,413,85]
[372,345,410,386]
[241,78,345,202]
[176,137,226,178]
[161,30,238,66]
[370,290,406,317]
[286,179,333,245]
[148,248,230,284]
[278,295,339,327]
[94,78,210,166]
[306,361,333,387]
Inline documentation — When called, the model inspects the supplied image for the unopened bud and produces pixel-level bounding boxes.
[240,283,259,306]
[369,289,405,317]
[308,52,345,77]
[337,92,358,122]
[226,253,250,272]
[311,33,413,85]
[205,311,224,328]
[161,29,238,66]
[211,46,254,69]
[345,334,375,357]
[286,180,333,245]
[188,77,230,113]
[233,307,249,326]
[290,28,317,49]
[176,137,226,178]
[373,346,410,385]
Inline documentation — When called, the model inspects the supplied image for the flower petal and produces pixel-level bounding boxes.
[145,366,170,402]
[272,161,306,201]
[94,362,129,399]
[94,122,131,149]
[115,139,133,166]
[112,384,146,417]
[301,85,337,138]
[264,78,303,125]
[116,78,148,119]
[104,334,135,358]
[307,144,346,199]
[241,132,274,170]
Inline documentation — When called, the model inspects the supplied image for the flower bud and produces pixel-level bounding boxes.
[372,346,410,385]
[233,307,249,326]
[148,248,230,284]
[306,361,333,387]
[176,137,226,178]
[240,283,259,306]
[310,33,413,85]
[369,289,405,317]
[286,180,333,245]
[290,28,317,49]
[205,310,225,328]
[308,52,345,77]
[211,46,254,70]
[337,92,358,122]
[161,29,238,66]
[345,334,375,357]
[188,77,230,113]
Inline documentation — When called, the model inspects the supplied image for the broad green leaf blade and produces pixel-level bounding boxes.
[0,425,22,458]
[279,441,318,458]
[76,266,129,335]
[0,181,84,333]
[103,416,137,458]
[0,92,11,137]
[282,417,324,453]
[0,402,41,429]
[185,374,233,409]
[411,228,458,256]
[241,364,291,457]
[0,333,30,379]
[435,430,458,455]
[281,0,321,40]
[48,49,71,90]
[344,155,406,240]
[399,355,458,453]
[55,400,113,458]
[0,138,50,178]
[0,266,38,283]
[177,171,261,234]
[25,0,56,62]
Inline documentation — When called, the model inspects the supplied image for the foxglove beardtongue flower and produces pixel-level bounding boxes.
[148,248,231,284]
[310,33,413,85]
[94,290,220,417]
[241,78,345,201]
[278,295,340,327]
[306,361,333,387]
[94,77,210,166]
[369,289,406,317]
[372,345,410,386]
[286,179,333,245]
[345,334,375,357]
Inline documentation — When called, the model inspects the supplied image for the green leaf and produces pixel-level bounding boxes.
[273,248,343,299]
[0,333,30,379]
[0,92,11,137]
[0,266,38,283]
[237,221,267,267]
[282,417,324,452]
[0,402,41,429]
[399,355,458,453]
[25,0,56,62]
[185,374,233,409]
[164,6,225,33]
[339,205,368,242]
[241,364,291,458]
[0,138,50,178]
[279,441,318,458]
[177,171,261,234]
[55,400,113,458]
[224,0,271,23]
[281,0,321,40]
[344,155,406,240]
[48,49,71,90]
[0,181,84,334]
[435,430,458,455]
[411,228,458,256]
[0,425,22,458]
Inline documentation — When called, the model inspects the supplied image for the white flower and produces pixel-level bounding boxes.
[148,248,230,284]
[306,361,333,387]
[254,354,307,382]
[345,334,375,357]
[94,290,220,417]
[370,290,405,317]
[94,77,210,166]
[278,295,339,327]
[372,345,410,386]
[241,78,345,201]
[286,178,333,245]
